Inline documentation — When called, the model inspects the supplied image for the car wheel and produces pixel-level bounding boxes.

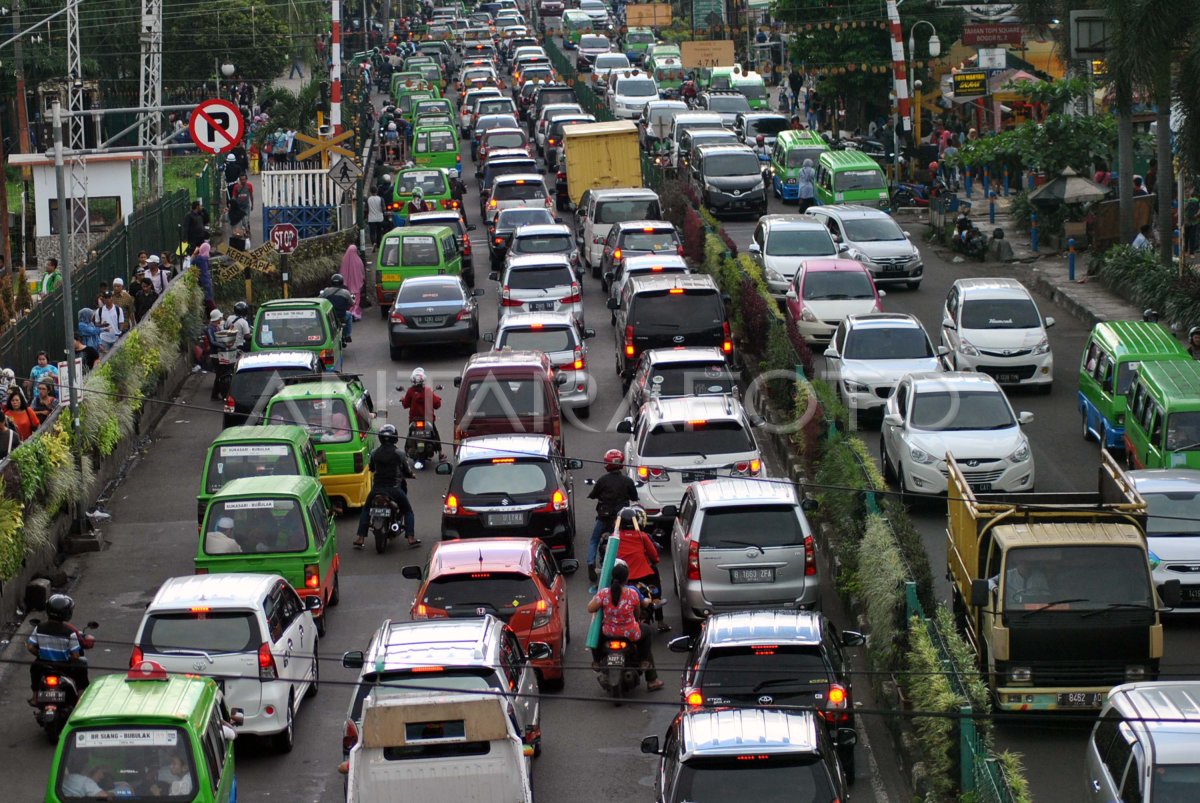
[389,344,403,361]
[1037,382,1053,396]
[379,304,388,320]
[273,695,295,753]
[315,609,326,637]
[906,280,921,290]
[305,644,319,698]
[329,573,340,607]
[840,744,856,783]
[880,436,895,483]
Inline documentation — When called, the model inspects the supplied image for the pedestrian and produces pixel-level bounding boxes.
[96,291,127,350]
[340,244,366,320]
[1132,224,1154,251]
[40,258,62,295]
[74,331,99,372]
[228,225,249,252]
[229,174,254,227]
[289,52,304,79]
[787,68,802,107]
[1133,176,1149,197]
[942,136,960,187]
[29,351,59,392]
[77,309,102,353]
[30,381,58,424]
[192,242,214,310]
[111,277,136,323]
[367,186,386,249]
[134,250,149,276]
[135,278,158,319]
[1185,194,1199,254]
[4,388,40,440]
[0,417,20,458]
[797,158,817,213]
[1094,161,1112,188]
[1146,159,1158,194]
[184,200,209,252]
[144,255,169,294]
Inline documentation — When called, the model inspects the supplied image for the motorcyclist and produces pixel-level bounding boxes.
[1189,326,1200,360]
[320,273,355,346]
[955,211,973,246]
[585,560,663,691]
[406,187,431,219]
[586,449,639,584]
[207,309,232,401]
[354,424,418,549]
[605,507,669,632]
[226,301,252,352]
[26,594,89,698]
[400,367,442,469]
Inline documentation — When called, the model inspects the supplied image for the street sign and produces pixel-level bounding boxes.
[327,158,362,190]
[680,40,736,70]
[953,71,989,98]
[188,99,244,155]
[269,223,300,255]
[962,23,1024,46]
[295,129,356,162]
[625,3,672,26]
[977,47,1006,70]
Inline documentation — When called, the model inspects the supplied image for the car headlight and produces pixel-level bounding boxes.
[765,268,784,284]
[959,337,980,357]
[843,379,870,394]
[1008,666,1032,683]
[1032,337,1050,355]
[909,446,936,465]
[1006,441,1030,463]
[704,184,718,195]
[798,307,818,323]
[1147,549,1161,570]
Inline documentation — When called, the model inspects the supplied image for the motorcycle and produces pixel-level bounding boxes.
[752,134,771,165]
[405,419,443,467]
[953,224,990,261]
[595,634,644,703]
[891,176,946,208]
[29,620,99,740]
[212,329,239,400]
[368,492,406,554]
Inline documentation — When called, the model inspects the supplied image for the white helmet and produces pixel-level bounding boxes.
[387,121,398,131]
[411,367,426,385]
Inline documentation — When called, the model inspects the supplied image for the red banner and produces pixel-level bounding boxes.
[962,24,1025,46]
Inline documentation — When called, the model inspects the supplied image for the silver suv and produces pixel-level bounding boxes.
[486,311,598,416]
[808,204,924,289]
[666,479,820,632]
[748,214,841,297]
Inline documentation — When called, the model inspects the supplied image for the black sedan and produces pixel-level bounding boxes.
[388,275,483,361]
[486,207,556,268]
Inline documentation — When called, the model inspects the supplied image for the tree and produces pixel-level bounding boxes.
[164,0,291,86]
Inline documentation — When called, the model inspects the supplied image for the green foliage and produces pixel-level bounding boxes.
[953,108,1117,176]
[1003,76,1097,114]
[881,499,937,614]
[1092,244,1200,327]
[0,482,25,580]
[164,0,290,85]
[902,615,965,801]
[252,80,326,148]
[996,752,1034,803]
[857,515,906,670]
[814,433,870,572]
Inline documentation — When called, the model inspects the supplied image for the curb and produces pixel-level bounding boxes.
[1027,264,1106,328]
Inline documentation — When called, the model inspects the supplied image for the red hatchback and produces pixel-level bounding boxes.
[401,537,578,688]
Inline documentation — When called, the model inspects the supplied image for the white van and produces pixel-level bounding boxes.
[343,693,534,803]
[577,187,662,276]
[667,111,725,169]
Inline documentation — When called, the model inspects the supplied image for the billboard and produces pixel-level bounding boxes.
[625,4,673,27]
[680,40,736,69]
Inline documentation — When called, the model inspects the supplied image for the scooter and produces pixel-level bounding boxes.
[405,419,443,468]
[211,329,239,400]
[368,492,405,554]
[891,176,946,208]
[595,634,644,704]
[29,620,99,740]
[953,224,990,261]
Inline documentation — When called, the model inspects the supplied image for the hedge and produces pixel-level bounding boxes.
[1092,244,1200,328]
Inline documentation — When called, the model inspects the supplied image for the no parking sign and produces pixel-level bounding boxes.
[188,99,245,155]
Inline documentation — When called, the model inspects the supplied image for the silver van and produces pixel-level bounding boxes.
[666,478,820,633]
[1085,682,1200,802]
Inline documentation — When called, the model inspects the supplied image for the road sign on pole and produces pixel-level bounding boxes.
[188,99,244,155]
[269,222,300,254]
[327,158,362,191]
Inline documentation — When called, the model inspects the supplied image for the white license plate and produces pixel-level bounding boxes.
[970,483,992,492]
[995,373,1020,384]
[1057,692,1104,708]
[487,512,524,526]
[730,568,775,584]
[881,264,904,272]
[605,653,625,667]
[370,507,391,515]
[528,301,554,312]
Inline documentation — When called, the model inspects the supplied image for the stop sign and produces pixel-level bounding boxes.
[269,223,300,254]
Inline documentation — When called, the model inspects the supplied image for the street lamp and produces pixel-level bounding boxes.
[907,21,941,149]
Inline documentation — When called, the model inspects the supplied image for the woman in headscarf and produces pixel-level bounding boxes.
[192,242,214,311]
[340,244,366,321]
[77,308,102,352]
[797,158,817,213]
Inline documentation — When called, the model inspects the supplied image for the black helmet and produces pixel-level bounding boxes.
[46,593,75,622]
[610,559,629,584]
[618,506,646,529]
[330,273,345,287]
[233,301,250,318]
[378,423,400,444]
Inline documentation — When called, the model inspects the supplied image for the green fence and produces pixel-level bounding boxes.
[543,36,614,122]
[2,191,189,377]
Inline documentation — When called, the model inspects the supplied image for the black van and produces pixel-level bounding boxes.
[689,143,769,219]
[608,274,731,386]
[223,351,322,427]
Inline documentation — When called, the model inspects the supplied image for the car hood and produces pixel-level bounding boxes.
[851,240,919,260]
[762,253,836,277]
[958,326,1046,350]
[803,298,878,319]
[842,356,941,385]
[906,426,1025,462]
[579,47,608,57]
[705,174,763,192]
[1147,535,1200,562]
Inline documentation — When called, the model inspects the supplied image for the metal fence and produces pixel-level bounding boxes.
[543,36,614,122]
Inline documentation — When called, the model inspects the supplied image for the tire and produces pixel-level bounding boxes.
[1037,382,1053,396]
[305,644,319,699]
[379,303,388,320]
[389,345,403,361]
[840,745,857,783]
[315,611,326,637]
[880,436,895,483]
[374,527,388,554]
[273,696,295,753]
[607,665,624,705]
[906,280,921,290]
[541,671,565,692]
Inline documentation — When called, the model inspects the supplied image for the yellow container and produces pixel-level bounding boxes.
[562,120,641,207]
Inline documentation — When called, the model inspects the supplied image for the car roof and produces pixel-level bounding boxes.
[395,274,465,290]
[953,277,1032,298]
[505,253,573,269]
[613,219,675,232]
[800,258,873,273]
[761,214,828,231]
[692,477,797,506]
[257,298,334,313]
[644,395,745,425]
[628,273,717,292]
[149,573,283,611]
[212,474,320,499]
[70,672,217,727]
[482,126,525,137]
[464,349,553,372]
[457,434,555,463]
[1128,470,1200,494]
[368,617,502,670]
[680,708,820,760]
[496,311,579,330]
[703,610,824,646]
[908,370,1002,392]
[233,351,319,371]
[811,204,893,220]
[845,312,922,330]
[513,224,572,237]
[210,424,310,447]
[695,143,758,157]
[427,538,539,576]
[1105,682,1200,762]
[643,346,727,365]
[589,187,659,200]
[623,254,688,270]
[493,172,547,184]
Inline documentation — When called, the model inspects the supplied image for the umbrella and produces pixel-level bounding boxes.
[1027,167,1109,205]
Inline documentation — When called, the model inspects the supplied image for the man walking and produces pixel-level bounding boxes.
[184,200,209,252]
[367,186,386,249]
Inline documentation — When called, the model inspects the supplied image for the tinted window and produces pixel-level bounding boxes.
[579,35,609,48]
[57,727,198,801]
[834,169,885,191]
[801,270,875,300]
[464,379,542,417]
[142,611,260,654]
[1150,764,1200,801]
[206,444,301,493]
[484,131,526,149]
[786,147,826,168]
[416,130,457,153]
[383,742,492,760]
[421,572,541,619]
[620,231,678,252]
[641,421,753,457]
[617,79,657,97]
[1142,491,1200,535]
[704,153,761,177]
[267,397,353,443]
[255,309,323,348]
[630,290,723,329]
[202,498,308,554]
[396,171,448,195]
[960,298,1042,329]
[698,505,803,548]
[765,229,835,257]
[398,281,462,303]
[843,217,906,242]
[495,209,554,229]
[746,117,788,136]
[644,363,734,396]
[228,367,312,409]
[699,646,830,692]
[512,234,573,255]
[596,199,660,223]
[494,181,547,201]
[735,82,767,99]
[1003,546,1153,611]
[595,54,629,69]
[909,389,1013,431]
[843,327,933,360]
[456,461,551,495]
[674,756,835,800]
[477,100,515,116]
[1166,412,1200,451]
[498,327,576,352]
[400,236,442,266]
[707,95,751,113]
[506,264,573,288]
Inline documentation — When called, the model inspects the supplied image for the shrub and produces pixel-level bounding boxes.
[857,515,906,671]
[902,614,965,802]
[659,178,691,232]
[681,206,706,264]
[738,276,771,357]
[784,315,815,379]
[0,482,25,579]
[790,379,825,466]
[719,227,738,258]
[814,433,871,573]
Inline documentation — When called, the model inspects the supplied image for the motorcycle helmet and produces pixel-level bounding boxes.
[330,273,345,287]
[46,593,75,622]
[388,121,398,131]
[413,187,424,200]
[603,448,624,471]
[209,309,224,322]
[929,161,939,173]
[618,506,647,530]
[378,424,400,444]
[233,301,250,318]
[411,367,427,385]
[1190,326,1200,341]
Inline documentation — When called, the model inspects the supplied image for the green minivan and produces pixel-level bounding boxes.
[770,129,831,201]
[732,71,769,110]
[197,425,323,525]
[1079,321,1190,451]
[260,373,377,510]
[250,298,344,371]
[373,224,463,311]
[389,167,458,227]
[1124,359,1200,470]
[412,124,462,178]
[196,475,340,634]
[47,669,237,803]
[815,149,890,209]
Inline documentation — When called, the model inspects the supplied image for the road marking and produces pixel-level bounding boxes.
[858,712,893,802]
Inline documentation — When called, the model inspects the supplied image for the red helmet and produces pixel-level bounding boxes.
[603,449,624,471]
[929,161,939,172]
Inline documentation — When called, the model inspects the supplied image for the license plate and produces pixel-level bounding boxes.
[881,263,904,272]
[487,512,524,526]
[370,507,391,515]
[682,472,716,483]
[1057,692,1104,708]
[970,483,992,492]
[418,316,443,325]
[1182,586,1200,601]
[995,373,1020,384]
[529,301,554,312]
[38,690,66,702]
[605,653,624,667]
[730,568,776,584]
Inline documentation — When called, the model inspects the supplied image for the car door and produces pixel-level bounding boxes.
[535,545,567,631]
[670,489,697,590]
[785,266,806,320]
[502,630,539,734]
[600,225,620,275]
[279,582,314,697]
[942,286,961,358]
[882,379,909,467]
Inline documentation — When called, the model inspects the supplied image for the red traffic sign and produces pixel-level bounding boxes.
[189,99,245,155]
[269,223,300,255]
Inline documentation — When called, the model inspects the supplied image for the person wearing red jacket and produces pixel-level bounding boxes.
[608,507,670,632]
[401,366,441,423]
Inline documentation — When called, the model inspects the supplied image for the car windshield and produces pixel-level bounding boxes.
[536,89,576,107]
[844,327,933,360]
[457,461,550,495]
[579,35,609,48]
[621,231,678,252]
[1150,764,1200,801]
[206,444,301,493]
[786,147,826,168]
[228,367,311,411]
[700,646,829,693]
[640,421,754,457]
[595,54,629,69]
[497,209,554,229]
[627,31,654,44]
[1002,546,1153,611]
[202,498,307,554]
[506,264,573,289]
[630,291,723,329]
[843,217,906,242]
[708,95,751,113]
[698,505,803,548]
[464,379,543,418]
[416,130,457,153]
[486,162,539,186]
[704,153,761,177]
[484,131,526,149]
[1166,412,1200,452]
[499,327,575,352]
[765,229,835,257]
[422,572,541,620]
[674,756,835,801]
[57,727,199,801]
[801,270,874,300]
[478,116,519,133]
[396,171,448,195]
[960,298,1042,329]
[747,117,788,136]
[689,133,737,149]
[477,100,514,115]
[494,181,547,201]
[266,397,354,443]
[618,79,657,97]
[398,282,462,303]
[141,611,260,654]
[734,81,767,99]
[596,199,659,223]
[909,389,1014,431]
[644,363,734,397]
[1143,491,1200,535]
[513,234,573,255]
[834,169,885,191]
[254,308,324,348]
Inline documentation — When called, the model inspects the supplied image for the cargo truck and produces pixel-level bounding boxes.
[946,451,1181,712]
[556,120,641,209]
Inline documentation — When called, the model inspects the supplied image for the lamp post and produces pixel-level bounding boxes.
[907,21,940,150]
[220,62,236,101]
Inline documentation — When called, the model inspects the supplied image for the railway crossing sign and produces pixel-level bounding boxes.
[295,129,356,162]
[188,99,244,155]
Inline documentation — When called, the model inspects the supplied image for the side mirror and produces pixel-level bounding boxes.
[489,271,500,281]
[567,457,584,470]
[86,621,101,630]
[453,376,463,388]
[559,558,580,575]
[800,497,819,512]
[305,596,324,613]
[483,331,495,342]
[222,723,239,742]
[228,708,245,726]
[667,635,693,653]
[785,289,797,301]
[583,328,596,339]
[603,271,615,283]
[747,242,760,255]
[616,418,633,434]
[883,413,903,427]
[472,288,485,297]
[467,223,478,231]
[903,230,912,239]
[838,243,850,253]
[401,565,423,580]
[342,650,366,669]
[526,641,553,661]
[1044,316,1056,328]
[640,735,661,755]
[823,347,838,359]
[836,728,858,748]
[1162,578,1183,608]
[606,297,619,310]
[435,460,453,475]
[936,345,949,356]
[1017,411,1034,425]
[555,216,564,224]
[942,318,956,330]
[841,630,866,647]
[970,579,990,608]
[878,289,886,298]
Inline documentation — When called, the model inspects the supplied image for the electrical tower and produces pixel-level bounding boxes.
[65,0,89,267]
[137,0,163,198]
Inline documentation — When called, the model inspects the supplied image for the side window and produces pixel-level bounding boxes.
[265,590,286,643]
[355,399,372,435]
[821,623,845,672]
[897,382,909,417]
[1121,743,1145,803]
[1099,357,1115,392]
[309,498,328,546]
[1131,384,1145,422]
[833,323,847,354]
[199,714,224,791]
[678,491,697,532]
[1102,725,1134,788]
[753,224,764,249]
[1083,339,1101,373]
[499,633,523,688]
[946,288,959,320]
[1151,406,1164,446]
[535,548,557,586]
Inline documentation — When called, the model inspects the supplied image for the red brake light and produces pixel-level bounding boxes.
[561,283,581,304]
[613,248,622,261]
[444,494,459,514]
[685,689,703,707]
[304,564,320,589]
[320,348,335,366]
[722,321,732,353]
[258,643,278,679]
[624,325,635,358]
[552,489,567,510]
[804,534,816,576]
[390,310,406,323]
[687,539,700,580]
[223,394,235,414]
[129,646,144,668]
[343,719,360,752]
[44,674,60,687]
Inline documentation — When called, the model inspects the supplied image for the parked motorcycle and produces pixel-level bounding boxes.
[29,620,99,740]
[953,225,990,261]
[891,176,946,208]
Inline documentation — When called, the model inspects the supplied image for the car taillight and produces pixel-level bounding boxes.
[495,236,504,245]
[731,458,761,477]
[613,248,622,263]
[501,287,523,306]
[441,199,460,210]
[637,465,668,482]
[224,394,235,414]
[129,646,143,668]
[823,683,850,724]
[532,599,553,628]
[343,719,360,752]
[258,642,278,680]
[572,347,584,370]
[489,198,498,208]
[304,564,320,589]
[561,282,581,303]
[556,171,566,181]
[456,307,472,321]
[685,688,703,707]
[804,534,817,577]
[552,489,568,511]
[687,538,701,580]
[544,195,552,208]
[44,674,61,688]
[548,137,556,145]
[462,236,472,254]
[722,321,732,354]
[320,348,335,366]
[624,325,635,358]
[444,494,459,514]
[390,310,407,323]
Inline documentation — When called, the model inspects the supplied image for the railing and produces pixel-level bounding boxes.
[543,35,613,122]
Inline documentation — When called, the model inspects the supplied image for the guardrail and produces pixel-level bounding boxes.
[543,34,613,122]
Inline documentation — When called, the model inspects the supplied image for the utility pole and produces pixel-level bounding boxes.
[332,0,343,133]
[0,114,9,269]
[137,0,163,198]
[65,0,89,268]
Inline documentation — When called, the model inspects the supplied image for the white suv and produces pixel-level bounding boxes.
[133,573,321,752]
[824,313,943,419]
[608,70,660,119]
[941,277,1055,392]
[618,395,765,529]
[748,214,841,297]
[808,204,924,289]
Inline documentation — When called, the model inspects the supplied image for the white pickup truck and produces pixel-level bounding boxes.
[343,692,534,803]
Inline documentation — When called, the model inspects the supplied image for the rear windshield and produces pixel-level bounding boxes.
[456,461,551,495]
[486,162,539,186]
[416,130,457,153]
[700,645,830,692]
[141,611,260,654]
[735,81,767,99]
[537,89,577,107]
[478,99,515,115]
[477,116,518,134]
[595,54,629,69]
[786,147,826,168]
[627,31,654,44]
[801,271,875,301]
[498,327,576,352]
[484,131,527,150]
[596,199,660,224]
[265,397,353,444]
[747,117,789,137]
[421,572,541,619]
[398,282,462,303]
[616,79,657,97]
[57,727,199,801]
[579,35,609,48]
[640,420,753,457]
[698,505,803,548]
[704,153,761,177]
[496,209,554,229]
[834,168,885,192]
[843,217,906,242]
[401,236,443,267]
[675,756,834,800]
[645,363,734,396]
[255,308,324,348]
[844,327,933,360]
[229,367,312,408]
[620,230,678,252]
[507,264,573,289]
[512,233,573,255]
[396,171,448,196]
[630,290,723,329]
[206,443,301,493]
[202,498,308,554]
[464,379,544,418]
[708,95,751,113]
[351,670,499,722]
[494,181,547,201]
[765,229,835,258]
